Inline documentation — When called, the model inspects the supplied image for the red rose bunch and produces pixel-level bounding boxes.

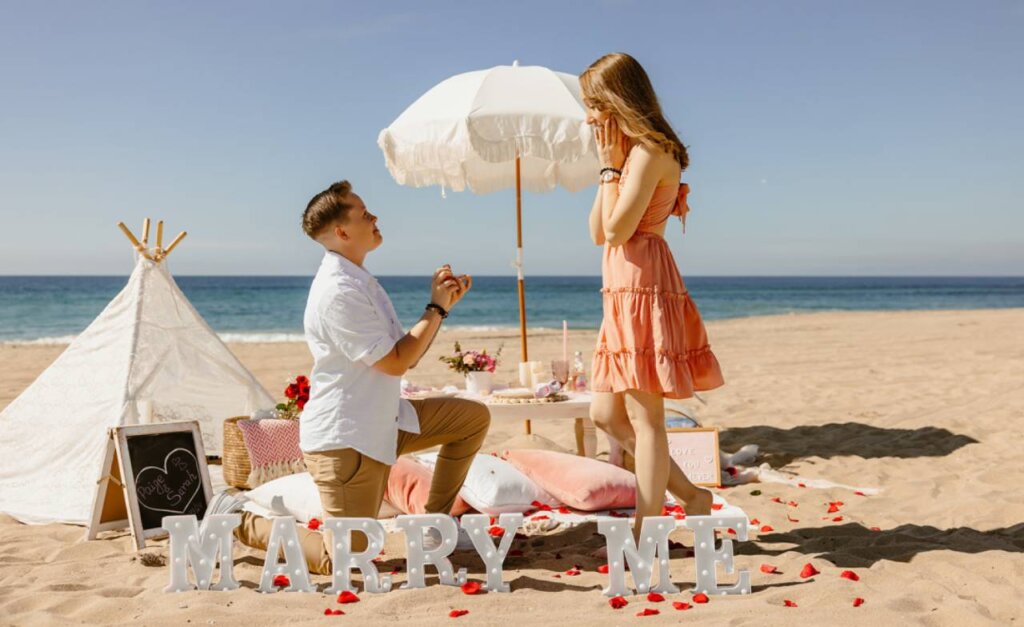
[276,375,310,419]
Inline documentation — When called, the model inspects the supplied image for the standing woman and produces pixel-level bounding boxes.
[581,53,724,536]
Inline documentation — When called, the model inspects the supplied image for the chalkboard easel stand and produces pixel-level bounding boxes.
[85,421,212,551]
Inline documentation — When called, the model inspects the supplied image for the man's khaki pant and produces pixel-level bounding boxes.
[236,397,490,575]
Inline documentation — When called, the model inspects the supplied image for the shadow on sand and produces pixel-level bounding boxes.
[735,521,1024,567]
[720,422,978,467]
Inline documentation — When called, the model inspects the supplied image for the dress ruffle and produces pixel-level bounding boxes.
[591,224,724,399]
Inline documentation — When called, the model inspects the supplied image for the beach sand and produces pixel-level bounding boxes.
[1,309,1022,625]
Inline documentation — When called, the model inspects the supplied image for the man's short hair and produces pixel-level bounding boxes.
[302,181,354,239]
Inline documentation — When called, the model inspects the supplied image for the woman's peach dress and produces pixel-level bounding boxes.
[591,156,724,399]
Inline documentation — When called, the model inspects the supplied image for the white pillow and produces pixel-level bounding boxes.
[417,452,560,515]
[242,472,400,522]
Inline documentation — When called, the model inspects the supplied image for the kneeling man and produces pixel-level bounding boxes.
[211,181,490,574]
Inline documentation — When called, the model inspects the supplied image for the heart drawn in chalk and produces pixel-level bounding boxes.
[134,448,202,515]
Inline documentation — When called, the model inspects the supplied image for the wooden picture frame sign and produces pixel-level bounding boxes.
[86,421,213,550]
[665,427,721,488]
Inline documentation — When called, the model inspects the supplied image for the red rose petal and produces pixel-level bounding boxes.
[565,565,582,576]
[597,564,609,574]
[787,515,800,522]
[771,497,784,504]
[726,466,738,476]
[672,601,692,611]
[784,599,798,607]
[871,526,881,532]
[337,590,360,604]
[693,592,709,604]
[832,516,844,522]
[647,592,665,602]
[460,581,482,595]
[449,609,469,618]
[760,525,774,532]
[854,491,866,497]
[799,563,820,578]
[853,597,866,607]
[487,526,505,537]
[323,609,343,616]
[711,503,723,510]
[558,506,571,514]
[532,514,550,521]
[840,570,860,581]
[552,573,561,578]
[323,609,332,616]
[609,596,628,609]
[636,608,660,616]
[760,564,779,574]
[827,503,840,513]
[750,518,761,525]
[788,501,799,507]
[798,482,807,488]
[307,518,322,531]
[272,574,290,588]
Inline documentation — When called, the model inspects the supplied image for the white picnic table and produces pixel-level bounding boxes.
[456,391,600,458]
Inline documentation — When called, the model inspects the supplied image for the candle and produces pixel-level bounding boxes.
[562,320,568,364]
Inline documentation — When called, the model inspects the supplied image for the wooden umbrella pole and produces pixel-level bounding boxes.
[515,155,532,435]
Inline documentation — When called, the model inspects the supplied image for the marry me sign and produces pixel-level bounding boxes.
[162,511,752,599]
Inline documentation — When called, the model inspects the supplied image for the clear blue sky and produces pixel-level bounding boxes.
[1,1,1021,276]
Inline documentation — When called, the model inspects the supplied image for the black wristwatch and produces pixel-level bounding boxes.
[425,302,449,319]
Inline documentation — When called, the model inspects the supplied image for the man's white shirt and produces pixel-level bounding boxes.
[300,251,420,465]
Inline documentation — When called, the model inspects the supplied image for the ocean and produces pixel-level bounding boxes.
[1,275,1022,343]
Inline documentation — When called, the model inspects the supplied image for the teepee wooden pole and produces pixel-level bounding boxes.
[162,231,187,258]
[156,221,164,249]
[117,222,154,261]
[141,218,151,247]
[117,222,141,248]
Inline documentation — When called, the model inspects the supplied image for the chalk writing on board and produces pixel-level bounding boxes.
[134,448,201,515]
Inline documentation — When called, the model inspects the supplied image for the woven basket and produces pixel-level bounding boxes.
[222,416,253,490]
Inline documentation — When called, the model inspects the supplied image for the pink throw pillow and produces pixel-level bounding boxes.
[237,418,305,487]
[503,449,636,511]
[386,457,472,516]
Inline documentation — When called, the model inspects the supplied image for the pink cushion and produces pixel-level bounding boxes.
[503,449,636,511]
[386,457,472,516]
[237,419,304,486]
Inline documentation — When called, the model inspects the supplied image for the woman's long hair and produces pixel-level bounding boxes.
[580,53,689,171]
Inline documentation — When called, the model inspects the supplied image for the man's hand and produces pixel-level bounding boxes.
[430,265,470,311]
[448,274,472,308]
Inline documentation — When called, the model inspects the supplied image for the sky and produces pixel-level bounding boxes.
[0,0,1021,276]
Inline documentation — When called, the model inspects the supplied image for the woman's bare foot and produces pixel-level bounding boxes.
[685,488,714,516]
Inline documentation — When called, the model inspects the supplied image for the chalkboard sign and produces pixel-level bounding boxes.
[87,421,213,550]
[126,430,207,530]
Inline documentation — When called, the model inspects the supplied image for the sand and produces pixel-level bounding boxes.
[1,309,1023,625]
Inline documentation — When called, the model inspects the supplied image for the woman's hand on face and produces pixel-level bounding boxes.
[595,116,628,170]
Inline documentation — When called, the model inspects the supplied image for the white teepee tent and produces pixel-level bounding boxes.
[0,220,275,524]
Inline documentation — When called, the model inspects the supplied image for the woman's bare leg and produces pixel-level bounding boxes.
[591,391,713,520]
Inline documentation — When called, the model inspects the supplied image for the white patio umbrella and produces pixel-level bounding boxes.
[378,62,599,409]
